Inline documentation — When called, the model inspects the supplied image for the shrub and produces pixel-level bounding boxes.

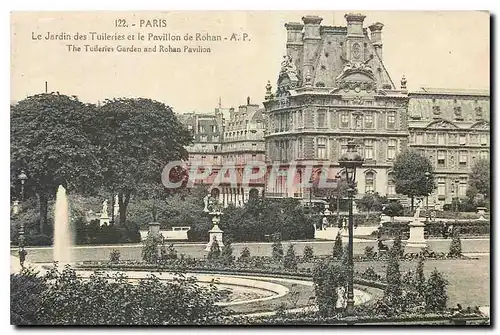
[363,246,376,259]
[10,268,47,325]
[448,231,462,258]
[109,249,121,263]
[11,266,224,325]
[220,241,235,265]
[391,230,404,258]
[207,239,221,260]
[23,234,52,246]
[332,232,343,259]
[141,233,162,263]
[415,256,426,297]
[360,267,381,281]
[283,244,298,271]
[161,243,178,261]
[384,249,402,308]
[313,261,347,317]
[238,247,251,262]
[425,269,448,312]
[303,245,314,261]
[272,239,284,262]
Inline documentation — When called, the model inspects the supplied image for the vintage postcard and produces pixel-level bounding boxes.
[10,11,490,326]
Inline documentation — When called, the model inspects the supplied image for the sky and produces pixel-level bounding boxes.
[10,11,490,113]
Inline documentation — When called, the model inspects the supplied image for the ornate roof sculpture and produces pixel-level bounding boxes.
[276,55,300,97]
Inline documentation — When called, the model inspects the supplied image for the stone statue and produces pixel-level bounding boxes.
[203,194,210,212]
[280,55,297,75]
[413,198,424,219]
[102,200,108,216]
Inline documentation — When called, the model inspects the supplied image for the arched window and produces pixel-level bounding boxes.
[387,173,395,195]
[365,172,375,193]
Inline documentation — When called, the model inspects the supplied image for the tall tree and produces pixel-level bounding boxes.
[10,93,102,233]
[392,150,436,211]
[96,98,192,224]
[467,158,490,202]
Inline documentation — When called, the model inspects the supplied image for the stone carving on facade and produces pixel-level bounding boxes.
[475,106,483,120]
[432,105,441,115]
[265,80,274,101]
[432,120,454,129]
[334,80,376,93]
[449,153,456,168]
[352,96,364,105]
[379,141,385,161]
[449,133,457,143]
[281,55,297,75]
[454,106,462,119]
[400,75,407,91]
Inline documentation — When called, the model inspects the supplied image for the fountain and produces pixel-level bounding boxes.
[53,185,72,266]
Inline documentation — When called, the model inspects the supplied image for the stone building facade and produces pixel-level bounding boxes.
[178,98,266,207]
[263,13,409,201]
[179,13,490,210]
[407,88,490,209]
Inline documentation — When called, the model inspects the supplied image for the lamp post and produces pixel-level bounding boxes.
[338,141,364,315]
[17,170,28,268]
[424,171,431,222]
[335,174,341,220]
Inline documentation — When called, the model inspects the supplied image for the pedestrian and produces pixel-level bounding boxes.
[19,248,27,269]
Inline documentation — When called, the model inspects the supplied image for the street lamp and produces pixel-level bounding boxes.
[424,171,431,222]
[335,174,341,220]
[338,141,364,314]
[17,170,28,268]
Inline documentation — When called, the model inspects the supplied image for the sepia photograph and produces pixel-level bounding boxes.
[9,10,490,326]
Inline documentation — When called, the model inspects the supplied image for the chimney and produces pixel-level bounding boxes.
[285,22,303,45]
[301,16,323,84]
[344,13,366,37]
[369,22,384,60]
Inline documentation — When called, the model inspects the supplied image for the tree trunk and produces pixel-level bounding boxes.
[411,196,415,213]
[118,192,131,224]
[38,192,49,234]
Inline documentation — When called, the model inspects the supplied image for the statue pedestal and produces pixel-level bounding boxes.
[99,214,110,226]
[406,218,427,252]
[205,224,224,251]
[148,222,161,236]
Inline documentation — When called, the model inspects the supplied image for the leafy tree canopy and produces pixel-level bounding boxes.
[95,98,193,223]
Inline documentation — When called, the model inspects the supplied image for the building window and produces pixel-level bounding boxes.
[387,139,396,160]
[297,111,303,128]
[459,151,468,167]
[437,151,446,167]
[298,138,303,158]
[480,150,489,160]
[459,177,467,197]
[480,134,488,146]
[317,110,326,128]
[387,112,396,129]
[470,133,478,144]
[364,139,374,160]
[387,173,396,195]
[437,133,446,145]
[341,112,350,128]
[317,137,327,159]
[416,133,423,145]
[365,113,373,128]
[365,172,375,193]
[340,139,348,155]
[459,134,466,145]
[437,177,446,196]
